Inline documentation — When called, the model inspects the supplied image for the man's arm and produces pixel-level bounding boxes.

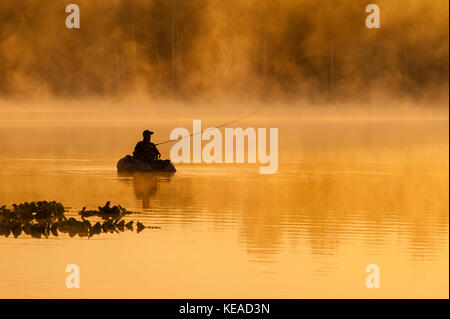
[152,143,161,158]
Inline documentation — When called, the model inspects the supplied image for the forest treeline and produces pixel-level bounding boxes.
[0,0,448,103]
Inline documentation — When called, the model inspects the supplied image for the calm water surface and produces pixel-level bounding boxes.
[0,119,448,298]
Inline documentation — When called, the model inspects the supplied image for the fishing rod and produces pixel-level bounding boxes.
[155,111,258,146]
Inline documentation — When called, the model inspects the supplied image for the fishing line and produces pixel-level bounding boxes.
[155,111,258,146]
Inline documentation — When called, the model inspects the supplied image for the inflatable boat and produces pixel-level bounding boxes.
[117,155,176,173]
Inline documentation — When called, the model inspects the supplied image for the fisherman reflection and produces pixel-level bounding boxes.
[131,173,173,209]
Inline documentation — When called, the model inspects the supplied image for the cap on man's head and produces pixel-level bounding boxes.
[143,130,154,136]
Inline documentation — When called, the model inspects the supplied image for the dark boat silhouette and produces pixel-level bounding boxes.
[117,155,176,173]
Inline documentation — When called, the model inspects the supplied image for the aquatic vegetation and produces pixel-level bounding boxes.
[79,201,131,220]
[0,201,158,239]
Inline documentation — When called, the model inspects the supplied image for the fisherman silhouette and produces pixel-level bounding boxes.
[116,130,176,173]
[133,130,161,164]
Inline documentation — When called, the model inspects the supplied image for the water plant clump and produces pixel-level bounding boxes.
[0,201,157,239]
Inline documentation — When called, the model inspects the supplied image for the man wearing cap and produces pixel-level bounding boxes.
[133,130,161,163]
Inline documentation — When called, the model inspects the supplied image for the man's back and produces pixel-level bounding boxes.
[134,140,160,162]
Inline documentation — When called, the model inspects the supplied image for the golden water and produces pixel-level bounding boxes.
[0,119,448,298]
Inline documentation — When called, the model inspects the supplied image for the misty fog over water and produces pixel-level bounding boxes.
[0,0,448,298]
[0,0,448,104]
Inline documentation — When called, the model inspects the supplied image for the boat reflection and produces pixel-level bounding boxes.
[118,172,174,209]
